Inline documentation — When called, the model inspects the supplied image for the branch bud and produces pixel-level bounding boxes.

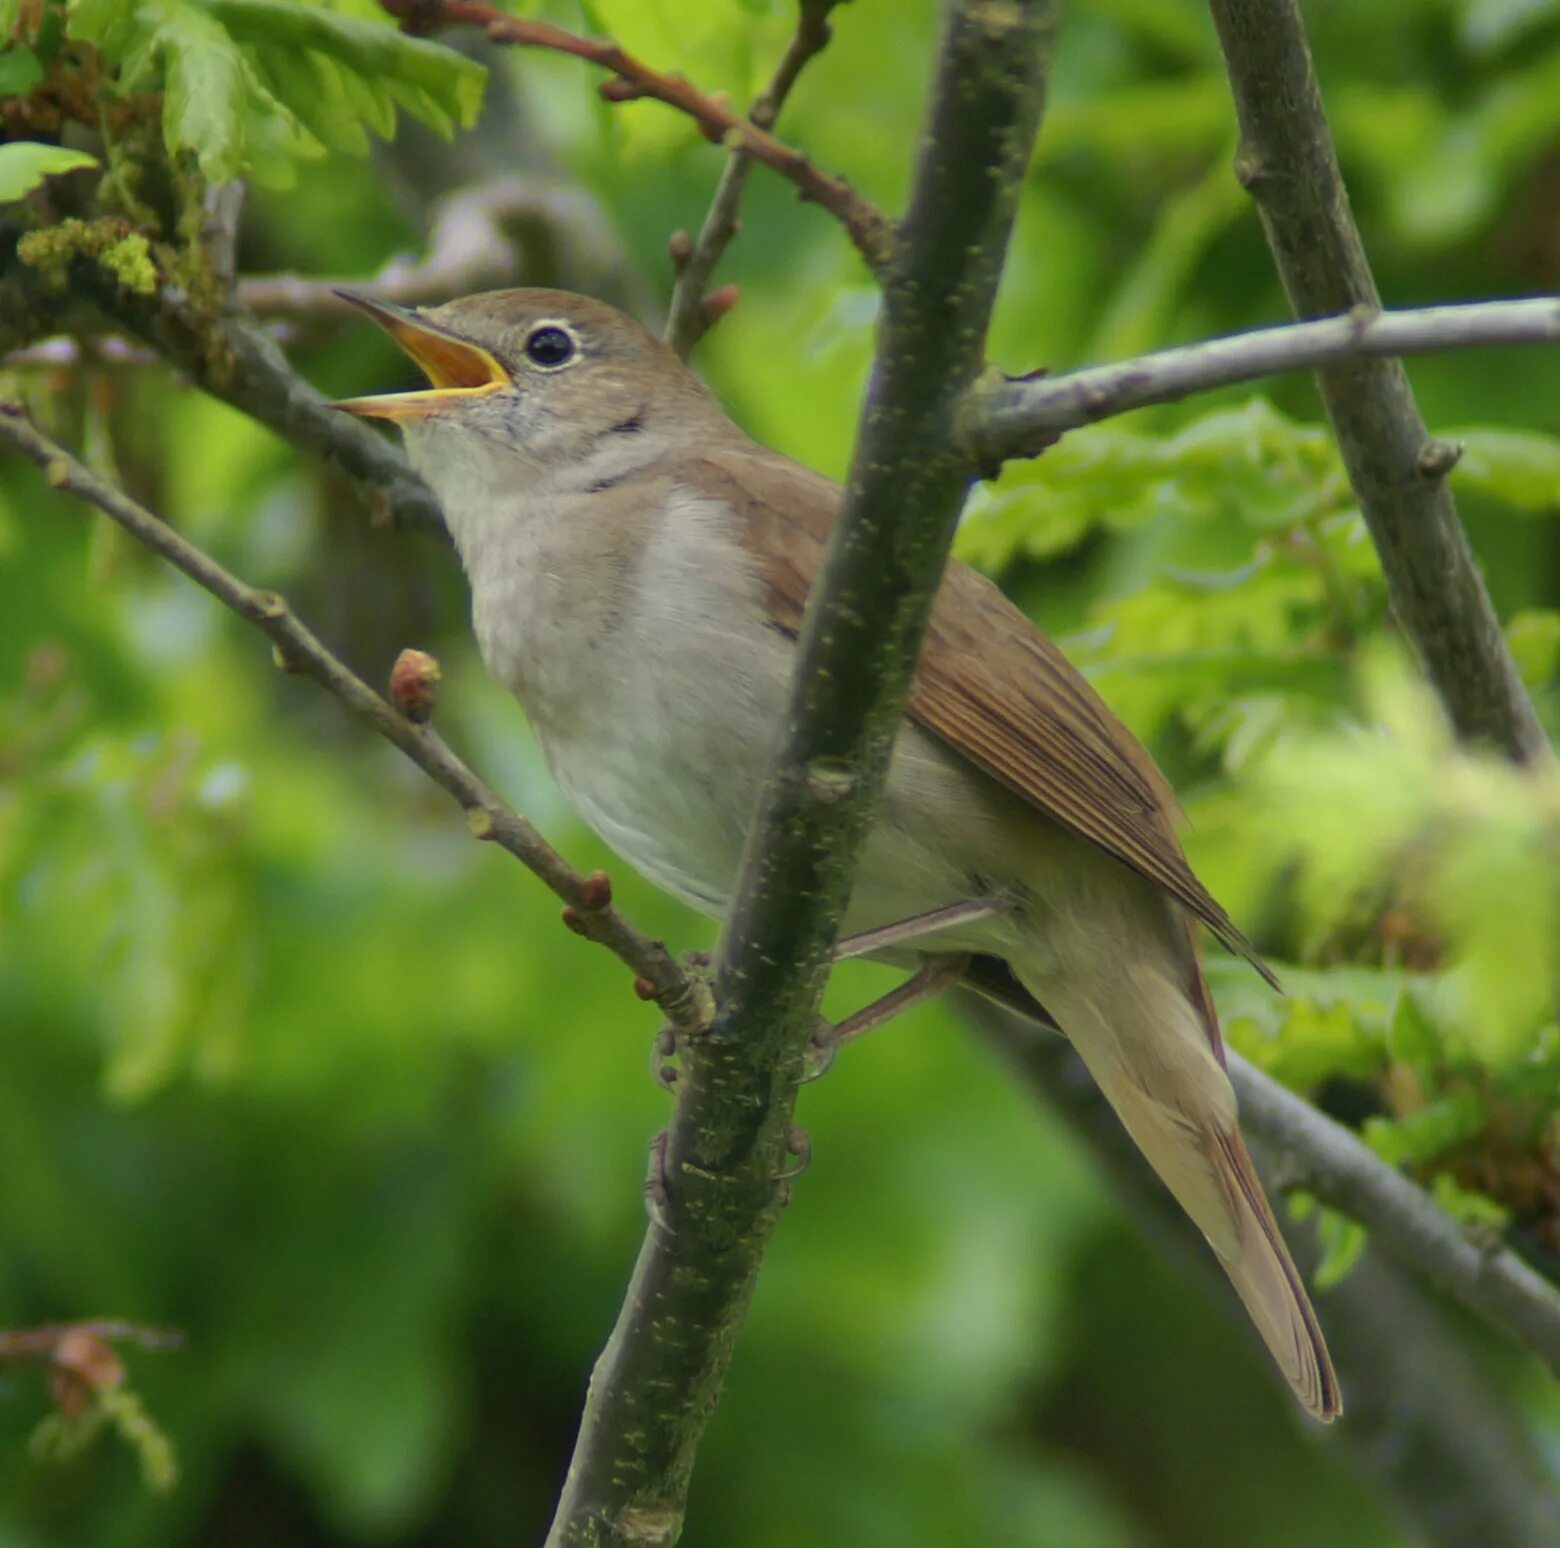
[390,648,442,724]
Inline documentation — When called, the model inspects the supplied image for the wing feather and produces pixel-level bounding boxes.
[687,442,1278,994]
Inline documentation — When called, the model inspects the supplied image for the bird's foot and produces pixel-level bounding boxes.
[644,1129,673,1233]
[803,953,970,1082]
[776,1124,812,1206]
[648,949,714,1089]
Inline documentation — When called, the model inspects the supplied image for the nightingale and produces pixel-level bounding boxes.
[335,286,1340,1421]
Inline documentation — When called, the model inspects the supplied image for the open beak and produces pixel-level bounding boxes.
[331,290,509,421]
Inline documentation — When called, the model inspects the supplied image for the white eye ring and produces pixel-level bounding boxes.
[522,320,581,370]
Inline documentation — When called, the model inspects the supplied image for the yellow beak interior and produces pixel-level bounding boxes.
[332,291,509,421]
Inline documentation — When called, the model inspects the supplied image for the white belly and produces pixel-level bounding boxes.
[464,484,1035,953]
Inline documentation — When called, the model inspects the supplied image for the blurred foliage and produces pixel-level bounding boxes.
[2,0,1559,1545]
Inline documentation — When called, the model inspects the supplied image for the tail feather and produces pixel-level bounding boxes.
[1209,1129,1341,1421]
[1018,956,1341,1421]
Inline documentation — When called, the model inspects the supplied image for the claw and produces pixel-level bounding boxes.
[644,1129,673,1233]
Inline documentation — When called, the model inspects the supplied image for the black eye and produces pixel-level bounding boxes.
[525,325,576,368]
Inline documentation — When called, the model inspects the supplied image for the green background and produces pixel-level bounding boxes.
[2,1,1558,1544]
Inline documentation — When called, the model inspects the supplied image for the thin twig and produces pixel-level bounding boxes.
[378,0,895,274]
[1209,0,1550,765]
[959,296,1560,462]
[238,176,624,319]
[0,1322,184,1360]
[543,7,1064,1544]
[664,1,841,357]
[0,408,706,1039]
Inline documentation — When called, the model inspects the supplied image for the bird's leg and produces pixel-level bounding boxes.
[832,895,1014,961]
[805,952,970,1082]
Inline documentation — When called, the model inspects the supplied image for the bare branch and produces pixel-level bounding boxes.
[543,6,1064,1544]
[0,408,706,1040]
[378,0,895,273]
[1209,0,1550,765]
[961,297,1560,462]
[238,176,627,320]
[665,1,842,357]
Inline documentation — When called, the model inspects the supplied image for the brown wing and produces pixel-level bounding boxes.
[689,441,1277,991]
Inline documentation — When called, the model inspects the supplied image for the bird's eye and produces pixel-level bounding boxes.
[524,325,577,369]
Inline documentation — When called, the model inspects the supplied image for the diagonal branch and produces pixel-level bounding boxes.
[1209,0,1550,765]
[542,5,1064,1544]
[664,1,842,357]
[379,0,895,274]
[960,297,1560,462]
[0,408,706,1040]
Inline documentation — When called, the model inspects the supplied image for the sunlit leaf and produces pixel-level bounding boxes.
[0,141,98,202]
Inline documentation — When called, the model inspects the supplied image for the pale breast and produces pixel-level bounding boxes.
[470,484,792,915]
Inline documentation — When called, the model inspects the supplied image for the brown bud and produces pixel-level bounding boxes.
[633,977,657,1002]
[561,906,588,937]
[579,870,613,912]
[668,230,694,268]
[701,284,740,330]
[390,648,442,724]
[50,1330,124,1415]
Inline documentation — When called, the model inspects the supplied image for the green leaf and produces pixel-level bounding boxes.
[1505,609,1560,687]
[0,0,19,42]
[0,44,43,95]
[1312,1207,1368,1289]
[151,1,250,182]
[0,141,99,203]
[1363,1091,1485,1167]
[199,0,485,135]
[64,0,138,54]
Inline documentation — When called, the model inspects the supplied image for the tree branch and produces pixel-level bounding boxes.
[2,255,444,532]
[0,408,706,1040]
[960,297,1560,461]
[969,1004,1560,1548]
[1209,0,1551,765]
[664,1,841,357]
[237,175,629,320]
[379,0,895,274]
[542,6,1063,1544]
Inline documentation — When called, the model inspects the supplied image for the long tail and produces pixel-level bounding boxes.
[1017,954,1341,1421]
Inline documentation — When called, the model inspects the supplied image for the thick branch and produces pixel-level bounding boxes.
[961,297,1560,462]
[380,0,894,273]
[543,6,1063,1545]
[0,409,705,1039]
[1209,0,1550,765]
[971,1005,1560,1548]
[664,1,841,357]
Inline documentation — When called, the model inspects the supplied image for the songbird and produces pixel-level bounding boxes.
[335,287,1340,1420]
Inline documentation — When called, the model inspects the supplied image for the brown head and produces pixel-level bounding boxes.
[334,287,728,478]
